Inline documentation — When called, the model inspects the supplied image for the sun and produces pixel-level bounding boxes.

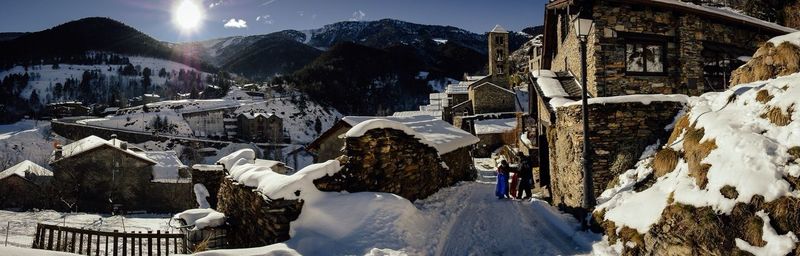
[172,0,204,32]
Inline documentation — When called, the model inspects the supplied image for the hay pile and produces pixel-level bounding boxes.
[731,41,800,85]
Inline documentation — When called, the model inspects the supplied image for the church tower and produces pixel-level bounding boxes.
[488,24,509,76]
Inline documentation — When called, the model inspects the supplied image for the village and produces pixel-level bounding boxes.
[2,0,800,255]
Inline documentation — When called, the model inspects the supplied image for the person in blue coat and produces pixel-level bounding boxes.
[495,160,512,199]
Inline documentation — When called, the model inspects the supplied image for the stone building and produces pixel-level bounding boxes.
[489,24,510,76]
[0,160,53,209]
[307,115,479,177]
[183,109,226,138]
[529,0,794,212]
[50,135,193,212]
[236,113,284,143]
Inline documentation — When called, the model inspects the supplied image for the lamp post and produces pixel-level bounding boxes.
[575,18,595,218]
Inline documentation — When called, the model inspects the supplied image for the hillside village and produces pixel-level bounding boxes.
[2,0,800,255]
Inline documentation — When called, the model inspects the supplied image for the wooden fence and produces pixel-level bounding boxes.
[32,223,188,256]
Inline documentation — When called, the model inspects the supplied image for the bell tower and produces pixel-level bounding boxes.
[488,24,510,76]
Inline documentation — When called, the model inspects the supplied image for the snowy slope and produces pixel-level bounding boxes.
[0,119,66,170]
[0,56,209,103]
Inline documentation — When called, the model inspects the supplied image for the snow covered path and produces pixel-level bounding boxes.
[419,183,590,255]
[417,158,595,255]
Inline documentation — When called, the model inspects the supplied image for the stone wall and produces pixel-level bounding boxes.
[51,120,230,148]
[549,100,684,211]
[550,9,599,96]
[0,176,51,210]
[144,181,194,213]
[469,79,516,115]
[587,2,773,97]
[192,166,226,209]
[314,128,475,201]
[216,178,303,248]
[312,125,349,163]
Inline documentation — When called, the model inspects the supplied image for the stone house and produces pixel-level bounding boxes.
[0,160,53,209]
[50,135,193,212]
[236,113,284,143]
[529,0,794,212]
[183,109,226,138]
[307,115,479,177]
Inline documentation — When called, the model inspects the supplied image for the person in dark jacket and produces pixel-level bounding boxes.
[516,152,533,199]
[495,160,511,199]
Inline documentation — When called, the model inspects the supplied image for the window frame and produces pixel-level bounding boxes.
[621,33,669,76]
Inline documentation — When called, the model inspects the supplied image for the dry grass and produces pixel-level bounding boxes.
[682,126,717,189]
[774,43,800,77]
[653,148,680,178]
[667,115,690,145]
[730,42,800,85]
[192,237,212,253]
[720,185,739,199]
[789,146,800,160]
[760,105,794,126]
[618,226,644,246]
[755,90,774,104]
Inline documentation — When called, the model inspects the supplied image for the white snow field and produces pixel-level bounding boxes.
[0,210,176,248]
[0,119,66,170]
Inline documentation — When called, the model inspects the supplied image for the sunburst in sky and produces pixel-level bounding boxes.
[172,0,205,34]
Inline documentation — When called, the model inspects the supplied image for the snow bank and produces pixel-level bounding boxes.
[0,247,81,256]
[194,184,211,209]
[193,243,301,256]
[216,148,256,170]
[343,116,479,155]
[768,31,800,47]
[220,151,431,255]
[174,209,226,230]
[735,210,799,256]
[473,118,517,135]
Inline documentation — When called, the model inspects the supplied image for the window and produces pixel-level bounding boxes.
[495,36,504,45]
[560,12,569,42]
[625,42,665,74]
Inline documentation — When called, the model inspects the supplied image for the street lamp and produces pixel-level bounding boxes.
[574,18,595,215]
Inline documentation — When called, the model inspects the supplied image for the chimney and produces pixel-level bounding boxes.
[121,142,128,150]
[54,145,63,160]
[110,134,117,140]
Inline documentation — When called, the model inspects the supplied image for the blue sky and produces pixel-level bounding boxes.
[0,0,548,42]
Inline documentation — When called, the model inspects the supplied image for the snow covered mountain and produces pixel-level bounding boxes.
[178,19,537,80]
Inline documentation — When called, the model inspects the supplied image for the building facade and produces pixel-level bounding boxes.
[237,113,284,143]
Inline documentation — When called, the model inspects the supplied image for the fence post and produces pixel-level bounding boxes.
[156,230,161,256]
[5,221,9,246]
[70,230,77,253]
[55,227,62,251]
[113,230,119,256]
[122,231,127,256]
[47,227,54,250]
[138,232,142,256]
[78,231,84,254]
[147,231,152,256]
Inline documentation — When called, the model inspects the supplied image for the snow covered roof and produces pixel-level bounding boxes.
[192,164,224,172]
[553,94,689,108]
[471,81,515,94]
[645,0,796,34]
[445,84,469,95]
[239,112,275,119]
[768,31,800,47]
[392,110,443,118]
[0,160,52,181]
[465,75,488,82]
[342,115,480,154]
[143,151,188,181]
[474,118,518,135]
[490,24,508,34]
[54,135,156,165]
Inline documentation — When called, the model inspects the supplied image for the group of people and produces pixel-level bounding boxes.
[495,152,534,200]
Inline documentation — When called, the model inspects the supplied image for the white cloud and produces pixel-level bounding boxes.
[261,0,276,6]
[349,10,366,21]
[208,0,223,8]
[256,15,273,24]
[223,18,248,28]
